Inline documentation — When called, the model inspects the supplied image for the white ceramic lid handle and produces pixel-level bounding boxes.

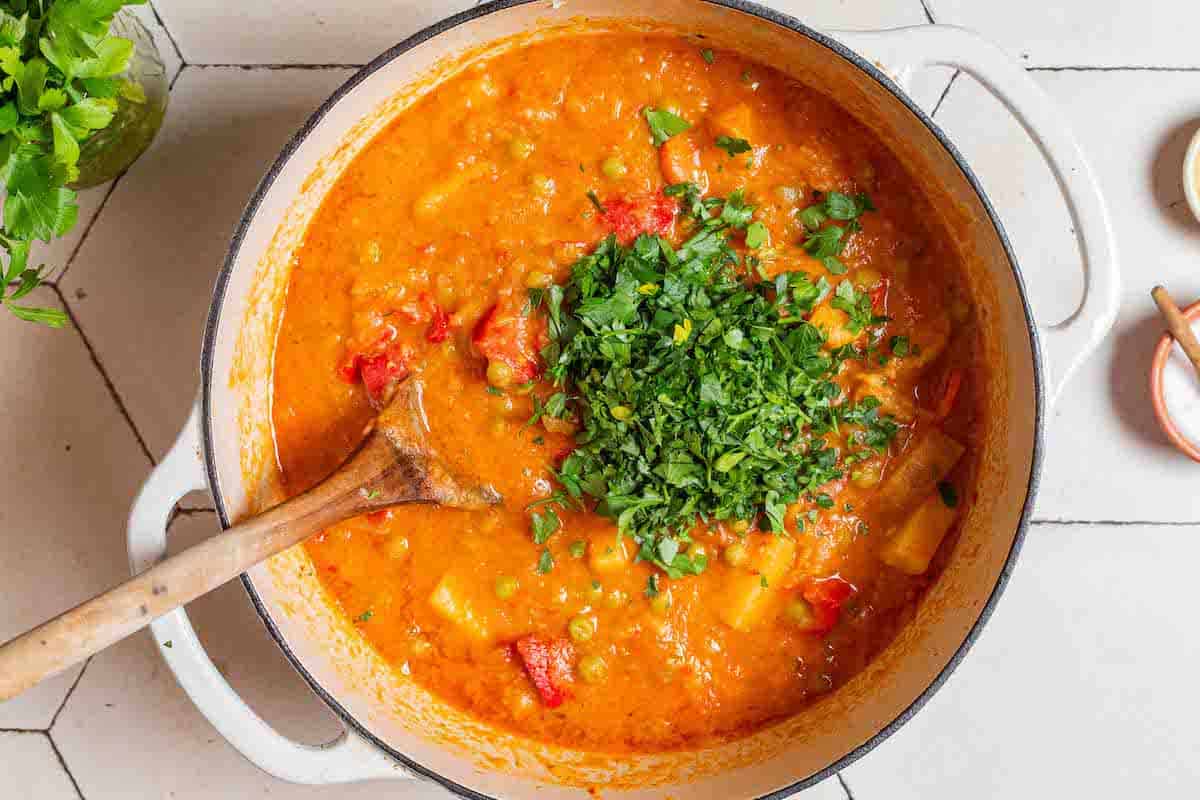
[831,25,1121,408]
[127,402,411,784]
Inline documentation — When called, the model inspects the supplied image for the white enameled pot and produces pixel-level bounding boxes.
[126,1,1120,797]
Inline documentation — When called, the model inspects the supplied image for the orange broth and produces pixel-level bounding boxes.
[271,32,983,753]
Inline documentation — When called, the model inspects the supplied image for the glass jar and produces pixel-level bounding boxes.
[71,9,169,189]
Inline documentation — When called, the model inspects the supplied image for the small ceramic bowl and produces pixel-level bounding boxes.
[1185,126,1200,224]
[1151,299,1200,462]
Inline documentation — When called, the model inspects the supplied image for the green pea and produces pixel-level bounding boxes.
[578,654,609,684]
[508,136,535,160]
[487,360,514,389]
[494,575,519,600]
[529,173,555,196]
[785,598,817,628]
[649,589,672,615]
[569,540,587,559]
[568,615,595,643]
[601,156,628,179]
[723,542,750,568]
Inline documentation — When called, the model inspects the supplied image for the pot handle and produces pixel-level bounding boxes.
[127,402,411,784]
[831,25,1121,407]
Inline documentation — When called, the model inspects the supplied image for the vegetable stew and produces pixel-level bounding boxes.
[271,32,982,753]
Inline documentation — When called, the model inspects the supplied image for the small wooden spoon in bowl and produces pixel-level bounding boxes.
[0,378,499,701]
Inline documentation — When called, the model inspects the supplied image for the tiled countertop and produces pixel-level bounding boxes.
[3,1,1198,798]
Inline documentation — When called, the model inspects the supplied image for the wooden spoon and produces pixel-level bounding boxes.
[0,379,499,701]
[1152,285,1200,382]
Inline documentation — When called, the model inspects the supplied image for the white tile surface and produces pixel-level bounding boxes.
[61,66,355,460]
[932,70,1200,521]
[52,513,451,799]
[1,0,1197,797]
[1,731,80,800]
[931,0,1200,68]
[842,523,1200,798]
[153,0,476,65]
[0,288,149,729]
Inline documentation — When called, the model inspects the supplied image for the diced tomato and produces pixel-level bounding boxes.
[599,192,679,245]
[552,445,575,468]
[869,277,890,313]
[366,509,392,524]
[359,345,412,402]
[423,293,450,343]
[514,635,575,707]
[801,576,855,635]
[337,326,398,384]
[935,368,964,421]
[473,299,549,383]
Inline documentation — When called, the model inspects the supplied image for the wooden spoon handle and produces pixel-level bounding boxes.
[1152,285,1200,377]
[0,491,348,701]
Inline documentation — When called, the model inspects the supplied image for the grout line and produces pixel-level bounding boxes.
[169,61,187,91]
[48,657,92,730]
[53,285,157,467]
[146,0,187,68]
[918,0,937,24]
[1028,65,1200,72]
[51,177,123,285]
[837,772,857,800]
[0,727,43,733]
[45,731,87,800]
[930,69,960,118]
[1031,519,1200,527]
[188,62,363,70]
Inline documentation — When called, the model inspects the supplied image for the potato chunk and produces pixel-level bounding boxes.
[429,572,492,641]
[413,160,494,219]
[709,103,756,142]
[589,530,632,574]
[879,492,960,575]
[873,428,965,524]
[719,535,796,632]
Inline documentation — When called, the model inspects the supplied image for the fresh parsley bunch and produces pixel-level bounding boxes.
[0,0,143,326]
[535,187,898,579]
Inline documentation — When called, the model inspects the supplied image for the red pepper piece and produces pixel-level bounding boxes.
[473,300,548,384]
[935,368,964,421]
[801,576,855,635]
[514,635,575,708]
[869,277,890,313]
[599,192,679,245]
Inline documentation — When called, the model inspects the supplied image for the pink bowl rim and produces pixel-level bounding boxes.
[1150,299,1200,463]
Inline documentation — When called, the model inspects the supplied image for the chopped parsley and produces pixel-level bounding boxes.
[355,610,374,623]
[798,191,875,274]
[536,549,555,574]
[643,107,691,146]
[537,189,898,579]
[700,48,715,64]
[715,135,751,157]
[938,481,959,508]
[890,335,910,357]
[745,221,768,249]
[530,508,561,544]
[831,280,889,335]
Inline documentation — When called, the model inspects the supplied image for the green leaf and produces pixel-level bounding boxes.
[46,0,136,60]
[74,34,133,78]
[5,302,68,326]
[58,96,115,134]
[890,335,910,357]
[38,88,67,112]
[0,102,17,134]
[745,220,767,248]
[6,182,79,242]
[12,57,47,115]
[0,11,27,48]
[50,113,80,176]
[530,508,561,544]
[536,548,555,574]
[643,107,691,147]
[700,48,714,64]
[714,135,751,157]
